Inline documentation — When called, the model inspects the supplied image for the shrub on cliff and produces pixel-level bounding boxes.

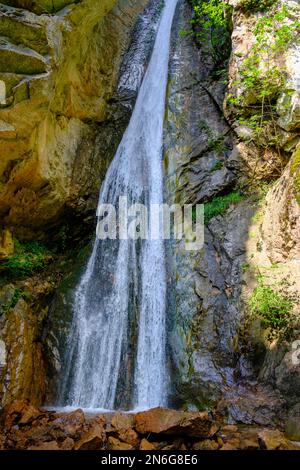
[0,241,52,279]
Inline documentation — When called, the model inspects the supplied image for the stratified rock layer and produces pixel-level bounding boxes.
[0,0,148,238]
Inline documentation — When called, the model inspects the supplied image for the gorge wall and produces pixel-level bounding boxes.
[166,0,300,427]
[0,0,299,436]
[0,0,149,241]
[0,0,150,405]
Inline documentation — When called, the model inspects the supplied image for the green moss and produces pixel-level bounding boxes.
[0,287,30,316]
[0,241,52,279]
[209,160,223,172]
[0,17,48,55]
[238,0,277,14]
[204,191,244,224]
[0,48,46,74]
[248,278,294,339]
[291,145,300,205]
[0,0,76,14]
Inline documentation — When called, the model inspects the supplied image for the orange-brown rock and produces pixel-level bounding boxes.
[220,440,241,451]
[75,434,104,451]
[0,229,14,259]
[108,436,134,451]
[193,439,219,450]
[258,429,299,451]
[117,428,140,447]
[50,409,85,440]
[140,438,156,450]
[2,400,45,429]
[60,437,75,450]
[75,416,106,450]
[28,441,60,451]
[111,412,135,430]
[134,407,216,438]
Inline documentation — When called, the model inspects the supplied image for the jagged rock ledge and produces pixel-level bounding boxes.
[0,401,299,451]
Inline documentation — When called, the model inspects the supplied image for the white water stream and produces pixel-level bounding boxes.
[60,0,178,411]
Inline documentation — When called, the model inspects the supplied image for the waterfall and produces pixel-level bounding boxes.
[60,0,178,411]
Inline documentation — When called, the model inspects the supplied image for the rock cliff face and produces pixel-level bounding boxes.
[165,0,300,425]
[0,0,299,435]
[0,0,149,405]
[0,0,148,240]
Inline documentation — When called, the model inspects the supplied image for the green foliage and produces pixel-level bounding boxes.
[185,0,232,65]
[228,4,300,147]
[204,191,244,224]
[0,241,51,278]
[210,160,223,172]
[208,134,226,154]
[249,278,294,339]
[0,288,30,316]
[238,0,276,14]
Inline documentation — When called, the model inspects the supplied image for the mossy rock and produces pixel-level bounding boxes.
[0,0,77,14]
[0,44,47,74]
[0,73,24,97]
[291,145,300,205]
[0,15,48,55]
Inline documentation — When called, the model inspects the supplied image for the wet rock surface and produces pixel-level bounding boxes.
[165,0,251,412]
[0,401,299,451]
[164,0,300,424]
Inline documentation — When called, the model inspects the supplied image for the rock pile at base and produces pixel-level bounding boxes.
[0,401,299,451]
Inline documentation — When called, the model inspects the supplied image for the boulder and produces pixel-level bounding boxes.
[117,428,139,447]
[60,437,75,450]
[134,408,216,438]
[50,409,85,439]
[111,412,135,431]
[258,429,297,450]
[140,439,156,450]
[2,400,45,429]
[75,416,106,450]
[107,436,133,451]
[75,434,104,451]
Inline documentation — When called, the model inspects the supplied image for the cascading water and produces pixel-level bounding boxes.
[60,0,178,411]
